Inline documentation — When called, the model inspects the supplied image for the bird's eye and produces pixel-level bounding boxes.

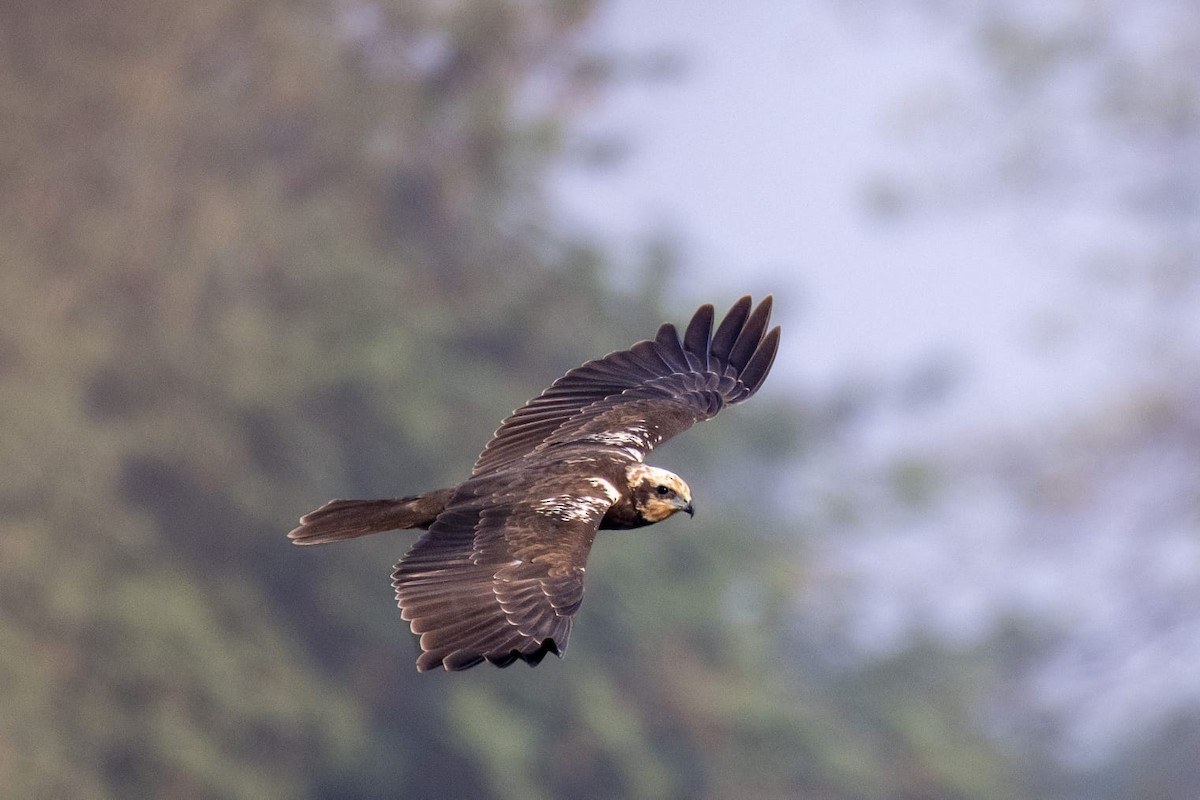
[656,485,671,496]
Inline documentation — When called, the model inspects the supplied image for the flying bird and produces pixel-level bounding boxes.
[289,296,781,671]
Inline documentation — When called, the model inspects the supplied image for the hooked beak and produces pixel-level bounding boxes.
[681,501,695,518]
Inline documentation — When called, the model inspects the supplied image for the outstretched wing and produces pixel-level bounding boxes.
[393,462,619,671]
[472,295,781,475]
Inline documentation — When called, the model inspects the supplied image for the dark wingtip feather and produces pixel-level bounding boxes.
[655,322,679,347]
[710,295,753,363]
[683,303,715,369]
[739,324,781,398]
[654,322,690,371]
[727,296,773,371]
[417,639,562,672]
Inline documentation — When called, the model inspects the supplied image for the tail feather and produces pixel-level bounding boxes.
[288,488,454,545]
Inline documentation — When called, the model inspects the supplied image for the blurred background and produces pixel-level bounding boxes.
[4,0,1199,797]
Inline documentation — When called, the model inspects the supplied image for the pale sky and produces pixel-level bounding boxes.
[552,1,1124,442]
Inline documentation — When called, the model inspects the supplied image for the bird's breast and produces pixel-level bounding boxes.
[598,499,649,530]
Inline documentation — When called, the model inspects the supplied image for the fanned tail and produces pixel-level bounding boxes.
[288,489,454,545]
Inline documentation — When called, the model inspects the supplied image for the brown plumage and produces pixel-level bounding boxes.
[289,296,781,671]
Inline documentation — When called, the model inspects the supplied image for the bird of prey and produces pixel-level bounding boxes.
[289,296,780,671]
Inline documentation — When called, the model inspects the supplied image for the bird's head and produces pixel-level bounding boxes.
[626,464,694,523]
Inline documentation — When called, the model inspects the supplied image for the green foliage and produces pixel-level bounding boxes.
[0,1,1027,797]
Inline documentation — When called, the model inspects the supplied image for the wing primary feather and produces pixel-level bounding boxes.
[590,351,662,379]
[464,627,527,657]
[738,325,781,397]
[653,323,691,372]
[417,612,508,645]
[433,650,485,671]
[710,295,752,363]
[727,295,773,371]
[486,653,521,668]
[629,339,678,375]
[654,322,679,347]
[682,303,714,369]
